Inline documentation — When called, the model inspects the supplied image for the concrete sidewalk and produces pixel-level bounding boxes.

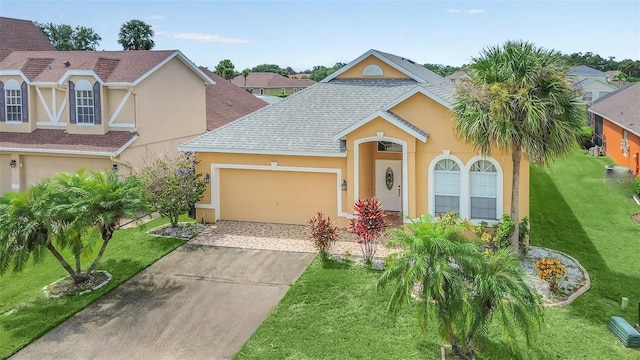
[11,245,314,360]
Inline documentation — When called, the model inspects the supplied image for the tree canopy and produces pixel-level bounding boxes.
[215,59,238,80]
[36,22,101,51]
[118,19,155,50]
[453,40,584,253]
[250,64,289,77]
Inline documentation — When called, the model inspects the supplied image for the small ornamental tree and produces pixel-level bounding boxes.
[308,212,339,261]
[135,152,207,228]
[349,197,387,262]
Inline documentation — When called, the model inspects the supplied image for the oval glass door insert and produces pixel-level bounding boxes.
[385,167,394,190]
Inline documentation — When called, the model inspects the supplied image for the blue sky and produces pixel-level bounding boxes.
[1,0,639,72]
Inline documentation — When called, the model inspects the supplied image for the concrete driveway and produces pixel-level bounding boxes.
[11,245,315,360]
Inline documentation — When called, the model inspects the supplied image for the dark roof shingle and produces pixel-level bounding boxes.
[0,129,137,154]
[0,17,55,60]
[589,83,640,136]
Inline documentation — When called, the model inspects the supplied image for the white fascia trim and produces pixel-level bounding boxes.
[114,134,140,156]
[31,82,59,87]
[36,121,66,127]
[383,86,452,110]
[208,163,350,221]
[108,91,132,126]
[131,51,215,87]
[177,146,347,157]
[321,49,425,83]
[589,109,640,138]
[58,70,103,85]
[333,110,427,142]
[0,70,29,83]
[1,147,115,157]
[353,136,409,219]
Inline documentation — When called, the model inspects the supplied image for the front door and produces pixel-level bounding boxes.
[375,160,402,212]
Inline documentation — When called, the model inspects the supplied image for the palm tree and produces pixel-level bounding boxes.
[0,171,147,285]
[452,40,583,252]
[118,19,155,50]
[242,68,250,89]
[378,214,543,359]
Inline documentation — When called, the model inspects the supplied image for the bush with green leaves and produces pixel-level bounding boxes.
[634,176,640,197]
[0,170,146,285]
[308,212,339,261]
[378,215,543,359]
[135,152,207,228]
[577,126,594,150]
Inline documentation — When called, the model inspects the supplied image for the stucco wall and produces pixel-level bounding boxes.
[336,55,410,79]
[603,119,640,173]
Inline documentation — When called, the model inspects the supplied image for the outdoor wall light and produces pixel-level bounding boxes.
[111,164,118,172]
[204,173,210,183]
[341,179,347,191]
[9,160,16,168]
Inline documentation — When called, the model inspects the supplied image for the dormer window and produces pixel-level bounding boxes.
[75,80,94,124]
[4,80,23,123]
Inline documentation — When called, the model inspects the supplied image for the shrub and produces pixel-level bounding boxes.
[635,176,640,197]
[308,212,339,261]
[577,125,594,150]
[349,197,387,262]
[534,258,567,292]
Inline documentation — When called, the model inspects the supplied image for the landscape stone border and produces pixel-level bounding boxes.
[146,222,206,240]
[534,247,591,307]
[42,270,112,298]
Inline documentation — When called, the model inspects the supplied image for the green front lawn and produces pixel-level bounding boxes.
[0,217,185,359]
[236,149,640,360]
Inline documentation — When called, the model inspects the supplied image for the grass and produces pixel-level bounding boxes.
[235,149,640,360]
[0,216,185,359]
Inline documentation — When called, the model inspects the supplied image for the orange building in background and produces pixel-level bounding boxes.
[589,83,640,175]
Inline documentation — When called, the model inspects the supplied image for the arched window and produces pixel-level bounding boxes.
[469,160,497,220]
[75,80,94,124]
[434,159,460,216]
[4,79,22,123]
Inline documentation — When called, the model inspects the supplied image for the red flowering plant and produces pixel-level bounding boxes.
[349,197,388,263]
[308,212,339,261]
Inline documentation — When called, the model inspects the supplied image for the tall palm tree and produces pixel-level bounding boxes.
[452,40,583,252]
[378,215,543,359]
[118,19,155,50]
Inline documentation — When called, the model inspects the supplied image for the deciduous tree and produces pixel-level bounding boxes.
[36,22,101,50]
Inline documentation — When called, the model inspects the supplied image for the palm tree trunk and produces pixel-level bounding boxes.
[86,238,110,275]
[510,143,521,253]
[46,243,80,282]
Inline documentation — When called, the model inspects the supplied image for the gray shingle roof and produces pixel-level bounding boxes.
[589,83,640,136]
[569,65,607,76]
[181,79,421,154]
[373,50,447,85]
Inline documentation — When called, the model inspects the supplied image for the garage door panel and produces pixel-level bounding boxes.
[220,169,337,224]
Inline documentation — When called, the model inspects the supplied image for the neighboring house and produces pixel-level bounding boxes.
[605,70,630,88]
[230,72,316,96]
[180,49,529,226]
[445,68,470,83]
[200,67,268,131]
[289,73,312,80]
[0,17,55,60]
[0,50,214,195]
[568,65,617,104]
[588,83,640,174]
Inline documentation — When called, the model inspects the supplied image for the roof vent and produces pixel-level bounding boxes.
[63,61,70,67]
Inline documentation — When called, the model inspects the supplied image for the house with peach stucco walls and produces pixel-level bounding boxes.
[0,49,214,195]
[180,49,529,226]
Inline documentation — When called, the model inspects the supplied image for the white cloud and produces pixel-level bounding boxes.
[467,9,485,14]
[446,9,461,13]
[159,31,249,44]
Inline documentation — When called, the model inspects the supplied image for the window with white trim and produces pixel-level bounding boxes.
[598,91,609,99]
[470,160,497,220]
[75,80,94,124]
[259,88,264,95]
[582,91,593,103]
[281,88,286,94]
[4,80,22,123]
[434,159,460,216]
[622,130,629,156]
